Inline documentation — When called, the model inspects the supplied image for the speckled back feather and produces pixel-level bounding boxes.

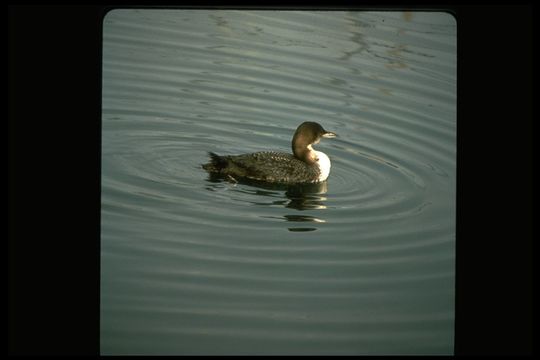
[203,151,321,184]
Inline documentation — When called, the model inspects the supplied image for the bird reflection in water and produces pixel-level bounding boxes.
[205,174,329,231]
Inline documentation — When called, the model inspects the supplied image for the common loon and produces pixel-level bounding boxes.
[202,122,337,184]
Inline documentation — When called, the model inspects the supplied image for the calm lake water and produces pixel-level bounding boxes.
[101,9,456,355]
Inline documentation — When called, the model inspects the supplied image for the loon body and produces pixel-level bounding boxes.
[202,122,336,184]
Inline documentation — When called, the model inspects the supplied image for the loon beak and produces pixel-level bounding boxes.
[322,131,337,138]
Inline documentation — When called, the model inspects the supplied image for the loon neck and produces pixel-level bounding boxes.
[293,144,318,165]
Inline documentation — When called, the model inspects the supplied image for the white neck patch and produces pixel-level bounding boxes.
[314,150,331,182]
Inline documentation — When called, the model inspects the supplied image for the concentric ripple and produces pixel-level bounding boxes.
[101,10,456,355]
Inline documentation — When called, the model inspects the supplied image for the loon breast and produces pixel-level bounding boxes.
[314,150,331,182]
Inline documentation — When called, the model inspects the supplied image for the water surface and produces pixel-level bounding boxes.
[101,9,456,355]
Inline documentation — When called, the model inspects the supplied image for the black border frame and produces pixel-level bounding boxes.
[8,4,534,356]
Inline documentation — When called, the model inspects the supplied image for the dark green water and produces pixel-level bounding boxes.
[101,9,456,355]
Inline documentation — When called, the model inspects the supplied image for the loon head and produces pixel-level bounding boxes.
[292,122,337,180]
